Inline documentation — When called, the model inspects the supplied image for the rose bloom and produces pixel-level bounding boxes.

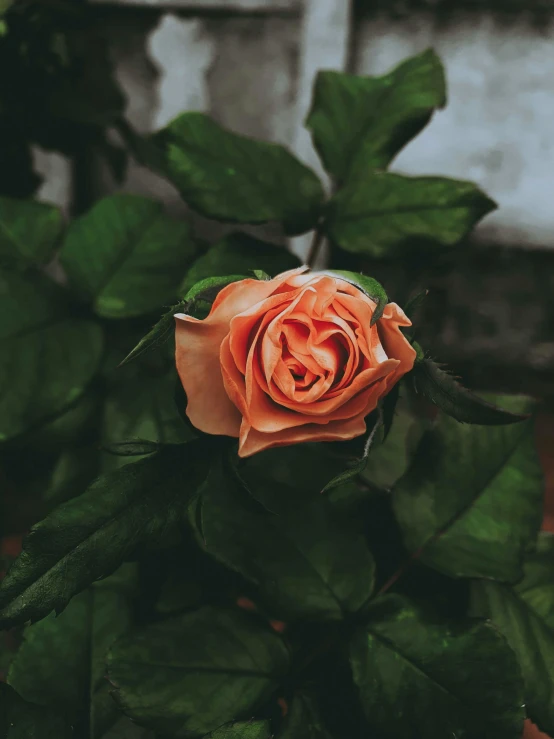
[175,267,416,457]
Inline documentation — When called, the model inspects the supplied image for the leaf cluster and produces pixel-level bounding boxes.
[0,47,548,739]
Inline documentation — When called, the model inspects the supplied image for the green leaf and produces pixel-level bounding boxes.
[278,693,332,739]
[392,413,543,581]
[102,366,194,470]
[0,683,74,738]
[108,606,290,737]
[8,566,136,737]
[350,593,525,739]
[0,198,64,268]
[0,270,104,442]
[320,270,388,325]
[60,194,196,319]
[45,444,100,506]
[180,232,301,296]
[403,289,428,322]
[197,456,375,620]
[0,441,210,627]
[411,358,530,424]
[306,49,446,182]
[205,721,271,739]
[471,533,554,735]
[361,398,424,491]
[326,172,497,259]
[119,275,244,368]
[151,113,325,236]
[321,409,382,493]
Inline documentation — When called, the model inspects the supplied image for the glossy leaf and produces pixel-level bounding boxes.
[0,442,210,627]
[102,366,194,470]
[392,413,543,581]
[151,113,325,235]
[0,197,63,268]
[8,566,136,737]
[472,534,554,735]
[198,456,375,620]
[180,232,301,295]
[320,270,388,324]
[0,270,104,442]
[306,49,446,182]
[60,194,196,319]
[0,683,73,738]
[326,172,497,259]
[412,358,530,424]
[108,606,290,737]
[350,593,525,739]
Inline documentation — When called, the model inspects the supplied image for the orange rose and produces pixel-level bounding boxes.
[175,267,416,457]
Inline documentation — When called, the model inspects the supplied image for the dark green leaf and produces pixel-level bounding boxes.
[108,606,290,737]
[278,693,332,739]
[179,232,301,295]
[0,441,210,627]
[102,367,194,470]
[0,198,63,268]
[0,683,73,738]
[403,289,428,322]
[471,533,554,735]
[8,566,136,737]
[412,358,530,424]
[119,275,244,368]
[320,270,388,325]
[361,399,424,491]
[382,383,400,441]
[306,49,446,182]
[392,413,543,581]
[321,409,382,493]
[350,593,525,739]
[205,721,271,739]
[0,270,104,442]
[198,456,375,620]
[101,440,164,458]
[45,444,100,506]
[151,113,325,236]
[326,172,497,259]
[60,194,196,319]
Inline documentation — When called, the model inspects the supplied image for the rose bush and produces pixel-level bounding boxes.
[175,268,416,456]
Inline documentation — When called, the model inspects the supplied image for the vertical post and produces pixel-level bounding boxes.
[289,0,353,264]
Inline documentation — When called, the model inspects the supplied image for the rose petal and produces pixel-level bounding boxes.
[238,412,368,457]
[176,267,307,436]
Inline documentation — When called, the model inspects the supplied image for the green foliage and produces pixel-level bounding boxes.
[0,269,104,441]
[107,607,290,737]
[179,232,301,295]
[8,566,136,736]
[472,534,554,735]
[194,453,375,621]
[60,194,196,319]
[306,49,446,182]
[0,683,73,738]
[151,113,325,235]
[0,443,210,627]
[0,198,63,268]
[393,413,543,582]
[278,694,332,739]
[0,45,546,739]
[326,172,497,259]
[350,593,525,739]
[411,358,530,424]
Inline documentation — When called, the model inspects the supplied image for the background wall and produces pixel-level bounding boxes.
[33,0,554,398]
